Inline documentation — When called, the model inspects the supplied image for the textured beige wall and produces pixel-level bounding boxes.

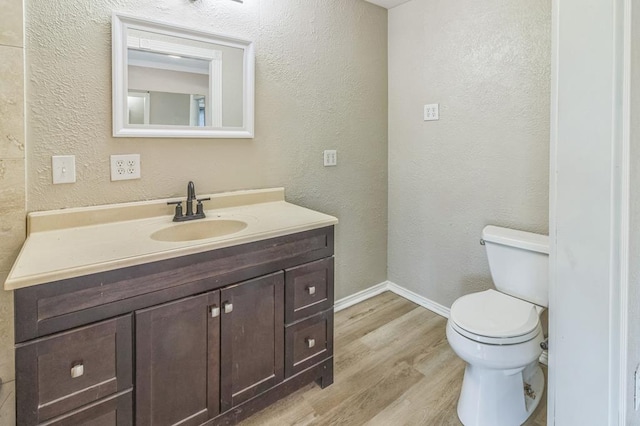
[628,0,640,421]
[24,0,388,301]
[387,0,551,307]
[0,0,25,422]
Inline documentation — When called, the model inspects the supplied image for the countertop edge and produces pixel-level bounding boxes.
[5,218,338,291]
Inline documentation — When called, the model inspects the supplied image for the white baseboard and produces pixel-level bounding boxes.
[334,280,450,318]
[386,281,451,318]
[334,281,390,312]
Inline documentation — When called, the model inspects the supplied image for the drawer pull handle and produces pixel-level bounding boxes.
[70,362,84,379]
[307,286,316,295]
[223,302,233,314]
[306,338,316,349]
[210,305,220,318]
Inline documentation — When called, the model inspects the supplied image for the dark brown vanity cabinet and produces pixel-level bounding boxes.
[15,316,133,425]
[220,273,285,411]
[135,291,221,426]
[284,258,334,378]
[135,273,285,425]
[14,226,334,426]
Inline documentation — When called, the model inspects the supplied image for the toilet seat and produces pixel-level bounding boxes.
[450,289,542,345]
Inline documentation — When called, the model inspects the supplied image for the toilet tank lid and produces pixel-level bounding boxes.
[482,226,549,254]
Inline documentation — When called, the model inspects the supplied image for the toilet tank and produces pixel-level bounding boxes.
[482,225,549,307]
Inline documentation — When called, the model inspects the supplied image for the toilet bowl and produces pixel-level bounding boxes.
[446,226,549,426]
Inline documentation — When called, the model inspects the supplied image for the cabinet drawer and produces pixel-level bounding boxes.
[41,391,132,426]
[285,257,334,324]
[285,310,333,377]
[16,316,132,425]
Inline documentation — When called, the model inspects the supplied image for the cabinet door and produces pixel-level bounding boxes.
[135,291,220,426]
[220,272,284,411]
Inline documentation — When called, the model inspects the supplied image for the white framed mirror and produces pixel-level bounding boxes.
[112,13,255,138]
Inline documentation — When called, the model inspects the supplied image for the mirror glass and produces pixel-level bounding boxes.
[113,14,255,138]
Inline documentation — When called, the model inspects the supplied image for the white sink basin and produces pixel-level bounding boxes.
[150,219,248,242]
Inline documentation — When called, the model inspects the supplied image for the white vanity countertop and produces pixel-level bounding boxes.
[4,188,338,291]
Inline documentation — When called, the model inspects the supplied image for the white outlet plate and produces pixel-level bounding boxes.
[111,154,141,181]
[424,103,439,121]
[324,150,337,167]
[52,155,76,184]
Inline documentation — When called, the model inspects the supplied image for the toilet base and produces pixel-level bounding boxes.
[457,361,544,426]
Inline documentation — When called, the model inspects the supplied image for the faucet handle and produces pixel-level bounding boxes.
[195,197,210,216]
[167,201,183,221]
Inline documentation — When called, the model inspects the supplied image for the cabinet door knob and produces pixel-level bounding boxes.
[305,338,315,349]
[307,286,316,295]
[70,362,84,378]
[223,302,233,314]
[210,305,220,318]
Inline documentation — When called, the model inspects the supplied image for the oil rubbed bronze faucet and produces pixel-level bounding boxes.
[168,181,210,222]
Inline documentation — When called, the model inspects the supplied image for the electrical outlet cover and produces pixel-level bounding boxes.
[111,154,141,181]
[424,103,439,121]
[323,150,337,167]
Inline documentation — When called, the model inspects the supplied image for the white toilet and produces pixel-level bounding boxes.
[446,225,548,426]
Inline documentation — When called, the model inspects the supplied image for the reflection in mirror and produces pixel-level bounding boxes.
[127,49,211,127]
[128,91,206,126]
[112,13,255,138]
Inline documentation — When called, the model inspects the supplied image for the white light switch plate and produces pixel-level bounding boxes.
[424,103,439,121]
[111,154,141,181]
[52,155,76,184]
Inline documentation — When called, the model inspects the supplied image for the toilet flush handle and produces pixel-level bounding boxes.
[480,239,486,245]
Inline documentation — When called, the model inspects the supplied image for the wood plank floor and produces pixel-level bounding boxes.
[240,292,547,426]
